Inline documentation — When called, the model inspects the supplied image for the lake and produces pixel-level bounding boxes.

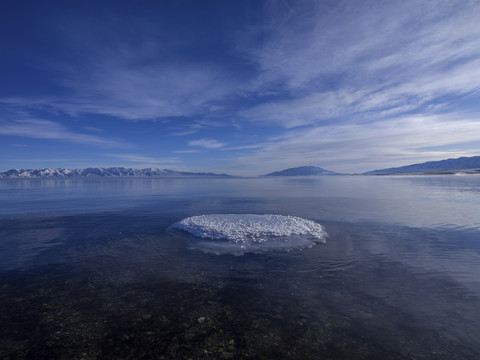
[0,175,479,359]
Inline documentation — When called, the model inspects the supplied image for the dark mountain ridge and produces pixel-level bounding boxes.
[365,156,480,174]
[264,166,339,176]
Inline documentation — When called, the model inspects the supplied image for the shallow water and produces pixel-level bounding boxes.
[0,176,479,359]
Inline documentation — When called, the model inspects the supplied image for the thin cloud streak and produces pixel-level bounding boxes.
[1,15,240,122]
[234,113,480,174]
[174,150,202,154]
[0,119,126,148]
[0,65,232,120]
[245,1,480,90]
[106,153,180,164]
[240,0,480,128]
[188,139,226,149]
[172,129,200,136]
[242,57,480,127]
[2,1,480,173]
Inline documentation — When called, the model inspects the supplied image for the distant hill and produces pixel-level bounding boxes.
[365,156,480,174]
[264,166,339,176]
[0,167,231,178]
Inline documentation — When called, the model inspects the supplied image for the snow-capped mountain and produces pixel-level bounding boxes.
[264,166,339,176]
[365,156,480,174]
[0,167,231,178]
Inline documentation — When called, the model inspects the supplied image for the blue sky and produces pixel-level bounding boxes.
[1,0,480,175]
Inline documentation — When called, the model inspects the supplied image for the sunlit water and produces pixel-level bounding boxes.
[1,176,479,359]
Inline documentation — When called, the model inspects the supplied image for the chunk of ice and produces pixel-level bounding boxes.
[169,214,327,255]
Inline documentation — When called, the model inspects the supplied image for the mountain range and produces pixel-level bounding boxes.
[264,156,480,176]
[365,156,480,174]
[1,156,480,178]
[0,167,231,178]
[264,166,339,176]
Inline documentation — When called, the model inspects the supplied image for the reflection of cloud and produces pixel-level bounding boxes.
[0,227,65,271]
[0,119,125,147]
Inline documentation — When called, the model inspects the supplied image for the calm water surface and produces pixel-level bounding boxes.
[0,176,479,359]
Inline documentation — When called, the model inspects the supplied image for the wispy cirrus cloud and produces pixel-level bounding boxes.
[188,138,225,149]
[83,126,104,133]
[2,1,480,174]
[174,149,202,154]
[171,123,206,136]
[1,65,234,121]
[172,129,201,136]
[0,119,126,147]
[0,14,241,122]
[106,153,179,164]
[242,56,480,127]
[239,0,480,127]
[234,113,480,174]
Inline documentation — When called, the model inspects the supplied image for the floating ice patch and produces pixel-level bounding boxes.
[169,214,327,255]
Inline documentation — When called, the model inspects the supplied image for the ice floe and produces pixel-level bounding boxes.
[169,214,327,255]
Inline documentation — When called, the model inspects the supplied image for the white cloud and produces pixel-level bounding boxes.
[83,126,104,133]
[106,153,179,164]
[172,129,200,136]
[0,119,125,147]
[171,123,205,136]
[239,0,480,128]
[2,64,234,121]
[188,138,225,149]
[0,13,241,122]
[233,113,480,174]
[3,1,480,174]
[251,1,480,88]
[174,149,202,154]
[242,56,480,128]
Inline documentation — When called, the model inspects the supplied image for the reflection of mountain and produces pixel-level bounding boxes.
[0,167,231,178]
[264,166,339,176]
[365,156,480,174]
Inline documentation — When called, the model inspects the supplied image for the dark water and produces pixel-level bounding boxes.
[0,176,479,359]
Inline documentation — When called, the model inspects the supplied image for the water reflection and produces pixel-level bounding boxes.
[1,176,480,358]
